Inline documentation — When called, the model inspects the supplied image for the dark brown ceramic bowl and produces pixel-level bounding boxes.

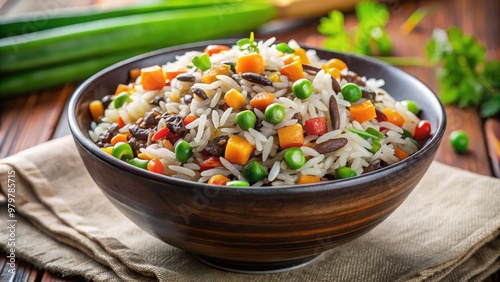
[68,39,446,273]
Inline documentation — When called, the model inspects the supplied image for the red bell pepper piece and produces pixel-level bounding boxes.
[304,117,328,136]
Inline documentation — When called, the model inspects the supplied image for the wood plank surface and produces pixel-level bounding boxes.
[0,0,498,281]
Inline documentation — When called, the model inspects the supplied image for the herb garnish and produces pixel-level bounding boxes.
[426,28,500,117]
[237,32,259,53]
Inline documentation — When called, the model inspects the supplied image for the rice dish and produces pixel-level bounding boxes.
[88,37,431,186]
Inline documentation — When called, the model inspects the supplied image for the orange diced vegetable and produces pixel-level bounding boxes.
[129,68,141,81]
[394,147,410,160]
[250,91,275,112]
[349,100,377,123]
[147,158,164,174]
[277,124,304,149]
[298,174,322,184]
[236,53,265,74]
[101,147,113,155]
[89,100,104,122]
[165,70,186,82]
[323,58,347,71]
[225,135,254,165]
[204,45,230,56]
[280,58,305,82]
[117,116,125,128]
[111,133,128,146]
[382,108,405,127]
[323,67,341,80]
[208,174,231,185]
[115,84,131,95]
[184,115,197,125]
[224,89,246,110]
[140,65,165,90]
[293,47,310,64]
[283,55,299,65]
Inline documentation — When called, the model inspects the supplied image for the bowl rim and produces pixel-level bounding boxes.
[68,38,447,194]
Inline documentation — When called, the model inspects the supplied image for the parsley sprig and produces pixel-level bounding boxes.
[426,28,500,117]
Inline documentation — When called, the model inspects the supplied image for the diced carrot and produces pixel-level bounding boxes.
[101,147,113,155]
[277,124,304,149]
[147,158,164,174]
[323,58,347,71]
[323,67,341,80]
[224,88,246,110]
[298,174,322,184]
[293,47,310,64]
[140,65,166,90]
[204,45,230,56]
[283,55,299,65]
[236,53,265,74]
[250,91,275,112]
[207,174,231,185]
[280,58,305,82]
[382,108,405,127]
[394,147,410,160]
[164,70,186,82]
[184,115,197,125]
[111,133,128,146]
[199,156,223,172]
[89,100,104,122]
[224,135,254,165]
[129,68,141,81]
[117,116,125,128]
[115,84,131,95]
[349,100,377,123]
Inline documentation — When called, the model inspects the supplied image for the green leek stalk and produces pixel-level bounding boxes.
[0,0,238,38]
[0,1,277,74]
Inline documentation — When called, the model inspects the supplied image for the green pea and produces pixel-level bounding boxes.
[335,166,357,179]
[292,78,313,99]
[264,103,286,124]
[112,142,134,161]
[236,110,257,131]
[128,158,148,169]
[449,130,469,153]
[113,92,131,109]
[284,147,306,169]
[402,100,419,115]
[226,180,250,187]
[175,140,193,163]
[242,161,267,183]
[276,42,295,53]
[341,83,362,103]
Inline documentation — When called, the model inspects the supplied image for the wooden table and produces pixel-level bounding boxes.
[1,0,499,281]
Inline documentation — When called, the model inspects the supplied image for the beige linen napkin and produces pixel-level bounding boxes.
[0,136,499,282]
